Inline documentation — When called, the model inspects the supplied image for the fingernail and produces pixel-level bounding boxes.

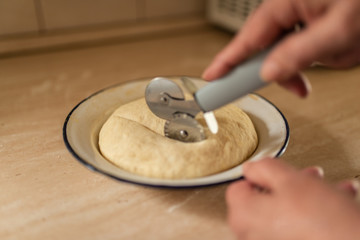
[313,166,324,178]
[202,68,211,80]
[305,166,325,178]
[202,67,219,81]
[300,73,312,97]
[201,71,210,80]
[344,180,359,198]
[350,180,359,193]
[261,61,281,82]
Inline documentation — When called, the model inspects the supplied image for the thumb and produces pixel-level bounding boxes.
[242,158,297,192]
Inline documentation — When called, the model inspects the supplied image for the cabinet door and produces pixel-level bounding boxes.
[40,0,137,30]
[0,0,39,36]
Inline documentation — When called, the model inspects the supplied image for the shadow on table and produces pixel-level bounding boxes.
[148,184,228,222]
[147,112,354,220]
[281,113,354,182]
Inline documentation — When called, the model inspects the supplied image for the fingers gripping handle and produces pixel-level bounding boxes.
[195,48,270,112]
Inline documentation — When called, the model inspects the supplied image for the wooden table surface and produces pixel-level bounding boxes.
[1,26,360,240]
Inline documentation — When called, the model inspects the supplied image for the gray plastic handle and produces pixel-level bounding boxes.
[195,48,271,112]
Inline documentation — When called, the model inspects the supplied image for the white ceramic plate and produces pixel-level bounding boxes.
[63,77,289,188]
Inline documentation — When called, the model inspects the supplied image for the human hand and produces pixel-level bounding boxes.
[226,158,360,240]
[203,0,360,97]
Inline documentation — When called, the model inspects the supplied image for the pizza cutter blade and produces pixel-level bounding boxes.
[164,113,205,143]
[145,77,205,143]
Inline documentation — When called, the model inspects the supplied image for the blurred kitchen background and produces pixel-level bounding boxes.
[2,1,360,239]
[0,0,262,57]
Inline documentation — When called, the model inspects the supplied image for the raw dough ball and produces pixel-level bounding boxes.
[99,98,258,179]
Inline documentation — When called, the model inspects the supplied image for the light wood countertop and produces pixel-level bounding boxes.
[1,26,359,240]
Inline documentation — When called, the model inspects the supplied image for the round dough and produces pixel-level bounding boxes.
[99,98,258,179]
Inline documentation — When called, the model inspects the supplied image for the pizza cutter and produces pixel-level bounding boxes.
[145,47,270,143]
[145,77,207,143]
